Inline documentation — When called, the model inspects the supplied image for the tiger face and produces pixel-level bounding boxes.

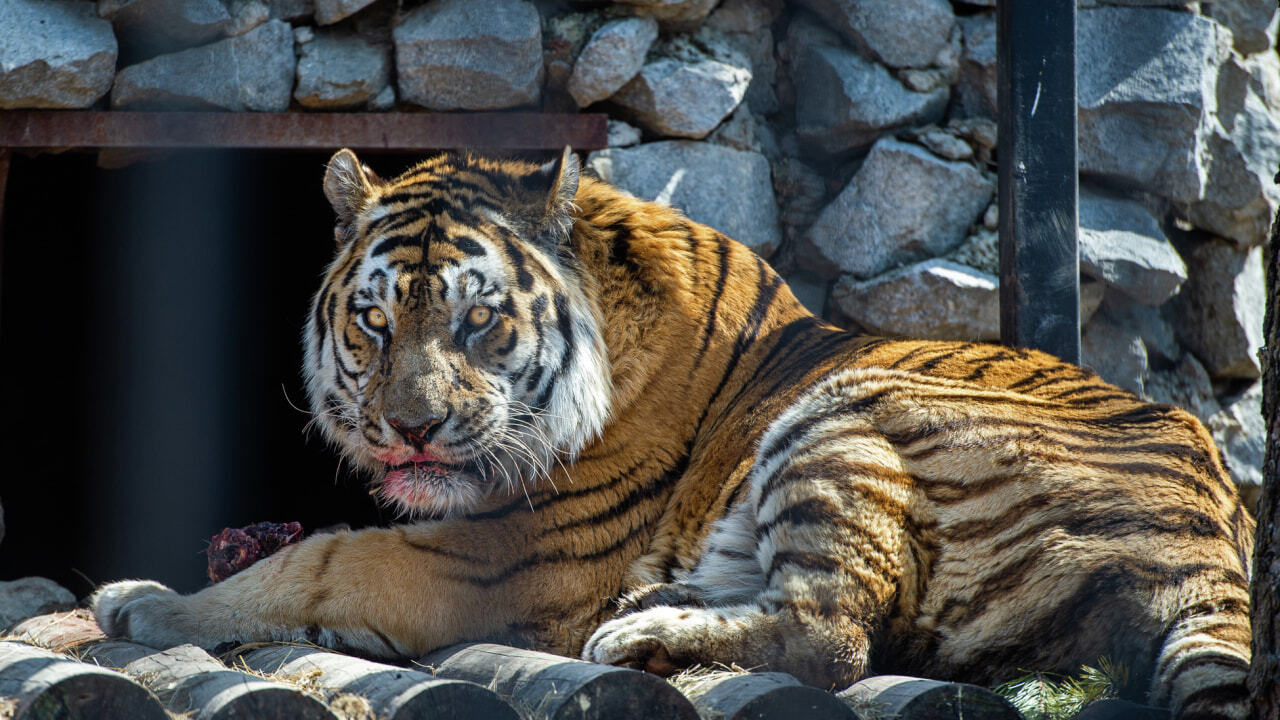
[303,148,612,516]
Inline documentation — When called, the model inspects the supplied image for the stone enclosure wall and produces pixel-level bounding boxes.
[1,0,1276,503]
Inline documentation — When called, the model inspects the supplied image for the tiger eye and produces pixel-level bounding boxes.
[465,306,492,328]
[364,307,388,329]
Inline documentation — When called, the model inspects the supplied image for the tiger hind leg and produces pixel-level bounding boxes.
[586,392,916,689]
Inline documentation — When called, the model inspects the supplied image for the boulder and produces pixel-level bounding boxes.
[395,0,542,111]
[1208,381,1264,507]
[313,0,377,25]
[793,42,948,154]
[1185,52,1280,245]
[793,0,954,69]
[268,0,313,22]
[0,0,116,109]
[955,12,996,118]
[225,0,268,37]
[610,30,751,139]
[611,0,718,27]
[1078,186,1187,306]
[1173,241,1264,379]
[1077,7,1231,203]
[805,137,994,279]
[781,270,829,318]
[1144,353,1221,426]
[98,0,230,55]
[568,16,658,108]
[1205,0,1279,55]
[606,119,642,148]
[294,27,391,109]
[1081,314,1147,396]
[1100,289,1182,366]
[709,4,779,116]
[542,10,603,104]
[831,259,1000,341]
[112,19,294,111]
[0,577,75,630]
[586,141,782,257]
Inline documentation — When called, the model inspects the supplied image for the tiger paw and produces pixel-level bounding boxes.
[91,580,202,649]
[584,606,724,676]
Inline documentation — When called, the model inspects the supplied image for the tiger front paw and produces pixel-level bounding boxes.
[91,580,203,649]
[584,606,724,676]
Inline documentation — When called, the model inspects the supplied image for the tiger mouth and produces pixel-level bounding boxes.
[374,455,493,509]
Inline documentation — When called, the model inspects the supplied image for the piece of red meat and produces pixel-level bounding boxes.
[206,521,304,583]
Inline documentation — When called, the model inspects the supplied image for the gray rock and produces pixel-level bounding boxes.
[1080,276,1106,325]
[772,155,827,247]
[1185,52,1280,245]
[782,270,828,318]
[225,0,268,36]
[395,0,542,111]
[1081,314,1147,396]
[793,0,954,69]
[98,0,230,55]
[1078,186,1187,306]
[313,0,376,25]
[1077,8,1231,203]
[912,126,974,161]
[0,577,75,630]
[707,105,763,153]
[1208,380,1264,507]
[1144,353,1221,425]
[706,0,780,34]
[1205,0,1278,55]
[717,22,777,115]
[367,82,394,111]
[956,12,996,118]
[587,141,781,257]
[568,16,658,108]
[611,31,751,139]
[612,0,718,27]
[0,0,117,109]
[267,0,313,22]
[294,27,391,109]
[1174,241,1264,379]
[112,20,294,111]
[542,10,603,102]
[806,137,995,279]
[831,259,1000,341]
[607,119,642,148]
[1100,289,1182,365]
[793,43,948,154]
[945,227,997,275]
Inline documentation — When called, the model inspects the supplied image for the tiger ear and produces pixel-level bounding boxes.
[324,149,376,227]
[530,146,579,248]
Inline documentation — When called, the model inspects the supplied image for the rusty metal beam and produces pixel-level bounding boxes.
[0,111,609,151]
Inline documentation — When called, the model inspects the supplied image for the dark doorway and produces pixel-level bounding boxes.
[0,150,425,595]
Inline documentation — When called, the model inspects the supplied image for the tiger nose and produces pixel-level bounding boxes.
[387,414,445,449]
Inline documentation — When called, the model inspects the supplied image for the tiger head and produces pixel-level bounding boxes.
[304,148,612,516]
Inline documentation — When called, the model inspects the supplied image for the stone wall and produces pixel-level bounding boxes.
[1,0,1275,503]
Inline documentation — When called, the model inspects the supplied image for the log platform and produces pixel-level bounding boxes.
[1,606,1155,719]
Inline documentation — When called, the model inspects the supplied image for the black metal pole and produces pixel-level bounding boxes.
[997,0,1080,364]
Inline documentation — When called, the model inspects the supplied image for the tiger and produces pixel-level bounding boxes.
[92,147,1254,720]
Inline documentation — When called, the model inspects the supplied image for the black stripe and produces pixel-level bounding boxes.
[694,234,732,367]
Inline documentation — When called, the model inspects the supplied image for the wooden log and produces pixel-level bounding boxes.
[0,640,167,720]
[9,610,104,652]
[1073,698,1170,720]
[420,642,700,720]
[838,674,1021,720]
[92,643,338,720]
[9,614,336,720]
[238,643,519,720]
[680,671,858,720]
